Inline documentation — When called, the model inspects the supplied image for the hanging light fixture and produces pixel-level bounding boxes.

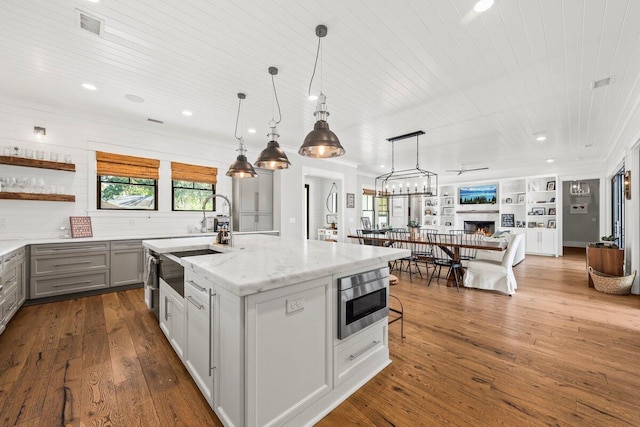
[299,24,345,158]
[226,93,257,178]
[375,131,438,198]
[570,180,590,195]
[255,67,291,170]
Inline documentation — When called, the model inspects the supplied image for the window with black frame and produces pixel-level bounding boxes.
[98,176,157,210]
[172,180,216,211]
[171,161,218,211]
[96,151,159,210]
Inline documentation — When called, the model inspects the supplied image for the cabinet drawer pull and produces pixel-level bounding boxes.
[349,340,381,361]
[187,280,206,293]
[52,280,92,288]
[8,302,16,311]
[52,260,93,267]
[187,296,204,310]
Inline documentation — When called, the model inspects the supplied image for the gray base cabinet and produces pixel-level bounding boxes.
[30,241,111,299]
[0,248,26,335]
[110,240,144,287]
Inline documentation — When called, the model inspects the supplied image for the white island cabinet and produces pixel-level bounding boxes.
[143,235,408,427]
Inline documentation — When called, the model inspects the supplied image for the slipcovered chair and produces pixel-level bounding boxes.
[463,234,523,295]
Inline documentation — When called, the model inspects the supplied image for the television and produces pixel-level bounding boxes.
[459,184,497,205]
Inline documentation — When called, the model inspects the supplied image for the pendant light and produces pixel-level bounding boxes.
[298,24,345,158]
[226,93,257,178]
[375,131,438,198]
[255,67,291,169]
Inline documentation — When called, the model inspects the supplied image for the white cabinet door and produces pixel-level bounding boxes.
[185,286,214,405]
[525,229,557,256]
[159,284,185,360]
[246,276,332,427]
[239,213,257,231]
[538,229,557,255]
[170,295,185,360]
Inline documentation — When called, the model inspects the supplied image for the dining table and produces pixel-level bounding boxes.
[349,231,508,286]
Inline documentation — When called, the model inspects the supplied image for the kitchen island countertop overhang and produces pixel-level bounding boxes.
[143,234,410,296]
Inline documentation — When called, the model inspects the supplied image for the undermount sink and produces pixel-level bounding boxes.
[171,249,220,257]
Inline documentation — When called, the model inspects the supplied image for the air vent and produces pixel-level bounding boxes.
[592,77,611,89]
[147,118,164,124]
[76,9,104,36]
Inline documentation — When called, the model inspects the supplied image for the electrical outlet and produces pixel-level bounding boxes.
[286,297,304,314]
[289,218,296,224]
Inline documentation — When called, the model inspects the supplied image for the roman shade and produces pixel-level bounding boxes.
[96,151,160,180]
[171,162,218,184]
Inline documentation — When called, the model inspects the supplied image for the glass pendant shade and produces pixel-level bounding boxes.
[299,94,345,158]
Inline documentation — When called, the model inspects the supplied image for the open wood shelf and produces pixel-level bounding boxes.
[0,155,76,172]
[0,192,75,202]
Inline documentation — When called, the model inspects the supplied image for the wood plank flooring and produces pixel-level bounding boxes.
[1,248,639,426]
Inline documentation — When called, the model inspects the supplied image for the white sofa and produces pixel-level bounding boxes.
[475,231,525,266]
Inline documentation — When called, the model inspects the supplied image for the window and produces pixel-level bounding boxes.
[173,180,215,211]
[362,192,375,228]
[96,151,159,210]
[171,162,218,211]
[377,196,388,226]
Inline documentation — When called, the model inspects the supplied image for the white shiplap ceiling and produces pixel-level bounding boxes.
[1,0,638,179]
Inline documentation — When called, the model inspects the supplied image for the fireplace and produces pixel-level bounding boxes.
[464,221,495,236]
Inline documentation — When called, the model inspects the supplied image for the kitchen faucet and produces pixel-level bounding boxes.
[201,194,233,247]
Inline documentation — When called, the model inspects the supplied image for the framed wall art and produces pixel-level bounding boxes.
[346,193,355,208]
[69,216,93,238]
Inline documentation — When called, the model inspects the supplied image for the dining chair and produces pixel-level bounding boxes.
[464,234,523,295]
[427,233,463,291]
[412,229,434,276]
[459,233,479,265]
[389,230,421,281]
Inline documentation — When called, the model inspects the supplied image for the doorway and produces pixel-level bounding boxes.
[562,179,600,247]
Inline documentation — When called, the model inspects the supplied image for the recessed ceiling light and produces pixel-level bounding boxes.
[85,0,101,3]
[124,94,145,103]
[248,128,257,134]
[536,135,547,141]
[182,110,193,116]
[380,165,385,168]
[474,0,494,13]
[81,83,97,91]
[308,95,318,101]
[546,158,555,163]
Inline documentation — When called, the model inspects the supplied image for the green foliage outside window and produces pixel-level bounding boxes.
[173,180,216,211]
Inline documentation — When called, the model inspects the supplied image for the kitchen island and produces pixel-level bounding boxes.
[142,234,409,427]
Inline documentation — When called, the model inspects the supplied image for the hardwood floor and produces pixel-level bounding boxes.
[1,249,639,426]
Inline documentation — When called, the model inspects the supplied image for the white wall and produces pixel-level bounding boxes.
[0,95,361,241]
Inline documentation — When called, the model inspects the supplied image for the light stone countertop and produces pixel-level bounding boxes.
[0,230,279,258]
[142,234,410,297]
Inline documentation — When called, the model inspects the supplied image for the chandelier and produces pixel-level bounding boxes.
[375,131,438,198]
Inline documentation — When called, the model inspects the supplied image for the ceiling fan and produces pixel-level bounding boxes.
[446,165,489,176]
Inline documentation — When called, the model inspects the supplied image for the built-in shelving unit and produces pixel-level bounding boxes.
[418,175,560,256]
[0,155,76,202]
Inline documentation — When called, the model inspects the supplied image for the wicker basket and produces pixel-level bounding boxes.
[588,266,636,295]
